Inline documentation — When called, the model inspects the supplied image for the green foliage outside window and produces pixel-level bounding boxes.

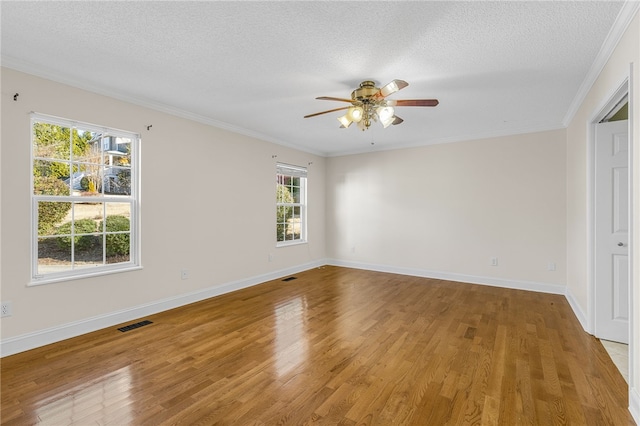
[276,183,294,242]
[32,122,93,179]
[34,176,71,235]
[55,218,98,250]
[101,215,130,256]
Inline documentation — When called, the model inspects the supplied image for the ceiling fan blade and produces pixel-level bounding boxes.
[304,106,350,118]
[376,79,409,98]
[386,99,439,107]
[392,116,404,125]
[316,96,354,103]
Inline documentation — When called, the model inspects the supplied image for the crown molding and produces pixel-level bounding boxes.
[0,57,327,157]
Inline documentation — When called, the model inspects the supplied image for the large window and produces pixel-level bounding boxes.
[276,163,307,245]
[31,113,140,284]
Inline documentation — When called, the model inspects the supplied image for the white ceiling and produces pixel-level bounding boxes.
[1,1,635,156]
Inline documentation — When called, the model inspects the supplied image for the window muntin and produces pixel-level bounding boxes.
[276,164,307,245]
[31,114,139,283]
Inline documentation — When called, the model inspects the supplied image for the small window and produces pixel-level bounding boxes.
[276,163,307,245]
[31,113,140,284]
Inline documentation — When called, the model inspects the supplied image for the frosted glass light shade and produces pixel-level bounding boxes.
[349,106,364,122]
[337,114,352,128]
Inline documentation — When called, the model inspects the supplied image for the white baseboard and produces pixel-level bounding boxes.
[564,286,592,333]
[0,260,326,357]
[631,386,640,424]
[326,259,566,295]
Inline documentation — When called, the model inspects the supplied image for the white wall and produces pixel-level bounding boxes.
[326,130,567,290]
[565,10,639,419]
[0,68,326,349]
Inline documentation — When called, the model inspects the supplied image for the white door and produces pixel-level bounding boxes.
[595,119,629,344]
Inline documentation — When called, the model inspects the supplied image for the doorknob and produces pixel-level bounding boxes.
[618,242,624,247]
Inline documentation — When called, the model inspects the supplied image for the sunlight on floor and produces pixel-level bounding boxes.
[35,366,132,424]
[274,296,309,377]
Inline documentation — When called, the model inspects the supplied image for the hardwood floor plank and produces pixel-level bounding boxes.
[1,267,635,425]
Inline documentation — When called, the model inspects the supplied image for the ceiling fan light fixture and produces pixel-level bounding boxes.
[348,106,364,122]
[381,116,396,128]
[337,114,352,128]
[377,106,394,122]
[305,79,438,131]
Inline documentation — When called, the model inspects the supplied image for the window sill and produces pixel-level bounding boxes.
[29,265,143,287]
[276,240,308,248]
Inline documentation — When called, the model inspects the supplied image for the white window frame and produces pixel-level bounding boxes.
[276,163,307,246]
[30,113,141,285]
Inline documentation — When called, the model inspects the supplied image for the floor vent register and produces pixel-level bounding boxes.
[118,320,153,332]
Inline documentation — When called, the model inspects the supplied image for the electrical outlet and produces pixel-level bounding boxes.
[268,253,273,262]
[1,302,12,318]
[548,262,556,271]
[181,269,189,280]
[491,257,498,266]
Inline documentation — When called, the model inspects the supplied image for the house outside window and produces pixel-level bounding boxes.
[276,163,307,245]
[31,113,140,284]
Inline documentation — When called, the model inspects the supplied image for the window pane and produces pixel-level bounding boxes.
[33,122,71,160]
[106,202,131,220]
[106,233,130,263]
[291,185,301,203]
[37,236,72,275]
[276,183,288,203]
[73,201,104,224]
[291,206,301,239]
[104,215,130,261]
[104,167,131,195]
[68,130,101,195]
[74,234,104,270]
[70,170,97,195]
[276,206,291,223]
[33,160,71,190]
[37,200,72,236]
[276,202,286,242]
[75,172,98,198]
[107,136,132,167]
[67,169,87,194]
[73,128,100,163]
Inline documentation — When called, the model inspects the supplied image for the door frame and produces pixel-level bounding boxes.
[587,69,634,385]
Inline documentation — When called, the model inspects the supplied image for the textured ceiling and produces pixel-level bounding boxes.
[1,1,634,156]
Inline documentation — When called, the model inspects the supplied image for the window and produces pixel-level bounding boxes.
[31,113,140,283]
[276,163,307,245]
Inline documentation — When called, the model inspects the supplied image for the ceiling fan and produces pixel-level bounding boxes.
[304,79,438,131]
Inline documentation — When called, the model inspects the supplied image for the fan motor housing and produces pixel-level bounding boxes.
[351,80,379,102]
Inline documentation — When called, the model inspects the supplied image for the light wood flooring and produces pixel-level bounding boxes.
[1,266,635,425]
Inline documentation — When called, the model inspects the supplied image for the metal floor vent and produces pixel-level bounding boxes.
[282,276,297,282]
[118,320,153,332]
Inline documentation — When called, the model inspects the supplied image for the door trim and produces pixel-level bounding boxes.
[587,65,636,399]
